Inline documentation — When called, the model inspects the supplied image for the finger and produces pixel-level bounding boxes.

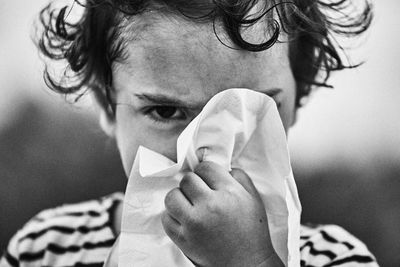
[164,187,192,222]
[161,211,185,244]
[230,168,261,199]
[194,161,235,190]
[179,172,211,204]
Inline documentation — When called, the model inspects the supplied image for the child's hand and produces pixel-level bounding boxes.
[161,161,283,267]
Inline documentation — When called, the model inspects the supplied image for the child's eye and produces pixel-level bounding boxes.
[144,106,187,123]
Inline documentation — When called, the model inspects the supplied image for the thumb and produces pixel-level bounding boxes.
[230,168,261,199]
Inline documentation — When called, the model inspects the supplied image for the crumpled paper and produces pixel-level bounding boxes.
[118,88,301,267]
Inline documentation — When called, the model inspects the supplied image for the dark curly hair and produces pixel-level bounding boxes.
[36,0,373,117]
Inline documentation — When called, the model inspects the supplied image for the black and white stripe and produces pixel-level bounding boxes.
[300,224,378,266]
[1,193,121,267]
[1,193,379,267]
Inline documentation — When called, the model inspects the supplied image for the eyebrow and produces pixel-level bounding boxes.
[132,88,282,109]
[134,93,205,110]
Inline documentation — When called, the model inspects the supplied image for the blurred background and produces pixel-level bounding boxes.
[0,0,399,266]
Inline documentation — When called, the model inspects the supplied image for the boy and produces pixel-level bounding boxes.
[1,0,379,266]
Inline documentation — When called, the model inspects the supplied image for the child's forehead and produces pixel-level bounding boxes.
[113,14,292,100]
[121,17,252,73]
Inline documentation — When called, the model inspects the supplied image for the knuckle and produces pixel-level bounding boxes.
[205,201,217,214]
[225,184,241,195]
[204,199,222,216]
[185,213,204,230]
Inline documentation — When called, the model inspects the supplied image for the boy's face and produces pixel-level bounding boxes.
[108,16,296,176]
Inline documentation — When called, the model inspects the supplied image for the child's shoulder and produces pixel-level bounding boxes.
[300,224,379,266]
[1,192,123,267]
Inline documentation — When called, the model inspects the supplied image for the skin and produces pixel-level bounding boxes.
[102,12,295,267]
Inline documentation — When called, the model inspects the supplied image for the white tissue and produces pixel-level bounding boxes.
[119,88,301,267]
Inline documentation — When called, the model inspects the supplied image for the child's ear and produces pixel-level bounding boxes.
[99,108,116,138]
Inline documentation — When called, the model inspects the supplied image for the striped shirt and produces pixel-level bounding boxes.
[1,193,379,267]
